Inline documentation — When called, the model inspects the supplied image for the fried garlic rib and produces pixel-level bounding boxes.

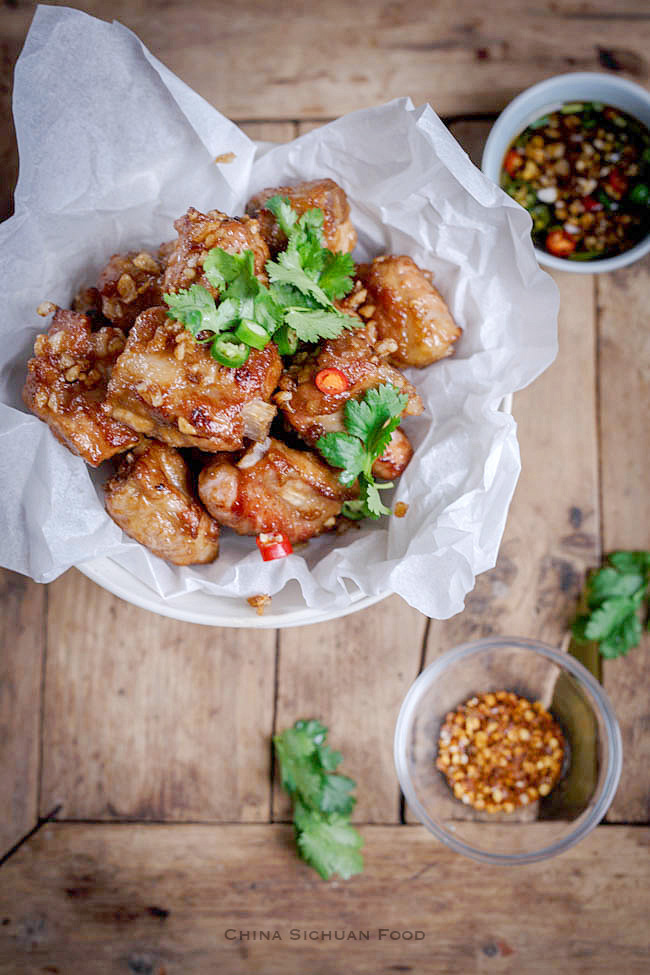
[105,440,219,566]
[163,207,270,298]
[23,306,139,466]
[357,255,461,368]
[246,178,357,255]
[105,307,282,452]
[199,438,354,544]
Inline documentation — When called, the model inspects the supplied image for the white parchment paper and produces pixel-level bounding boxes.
[0,5,559,619]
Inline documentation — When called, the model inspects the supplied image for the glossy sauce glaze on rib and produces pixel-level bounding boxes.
[22,177,462,566]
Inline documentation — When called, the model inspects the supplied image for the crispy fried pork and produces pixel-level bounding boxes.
[22,306,139,466]
[198,438,352,543]
[105,307,282,452]
[163,207,269,298]
[105,440,219,565]
[358,255,461,368]
[274,325,423,448]
[246,178,357,255]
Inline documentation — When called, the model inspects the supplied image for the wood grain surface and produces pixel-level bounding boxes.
[0,571,44,855]
[2,1,650,220]
[1,2,649,972]
[41,571,276,822]
[274,596,427,823]
[0,823,648,975]
[598,262,650,822]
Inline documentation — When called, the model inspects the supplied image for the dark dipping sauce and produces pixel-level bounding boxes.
[501,102,650,261]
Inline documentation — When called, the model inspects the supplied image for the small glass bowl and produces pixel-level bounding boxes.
[394,637,622,864]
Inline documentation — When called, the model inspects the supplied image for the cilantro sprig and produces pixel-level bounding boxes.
[162,197,358,366]
[572,551,650,658]
[317,384,409,520]
[273,719,363,881]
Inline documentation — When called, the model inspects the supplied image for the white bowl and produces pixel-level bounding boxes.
[481,72,650,274]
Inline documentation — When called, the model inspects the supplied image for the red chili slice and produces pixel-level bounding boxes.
[606,168,628,196]
[315,367,349,395]
[545,229,577,257]
[582,195,602,212]
[256,532,293,561]
[504,148,524,177]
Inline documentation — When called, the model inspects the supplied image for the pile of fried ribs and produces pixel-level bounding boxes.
[23,179,461,566]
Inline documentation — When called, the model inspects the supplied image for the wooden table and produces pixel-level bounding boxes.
[1,2,649,973]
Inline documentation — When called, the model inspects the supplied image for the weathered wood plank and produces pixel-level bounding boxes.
[237,121,297,144]
[3,2,649,154]
[448,119,493,169]
[274,596,427,823]
[0,570,45,856]
[41,570,276,822]
[0,823,647,974]
[597,259,650,823]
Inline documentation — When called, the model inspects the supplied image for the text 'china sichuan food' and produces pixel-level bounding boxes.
[23,179,461,567]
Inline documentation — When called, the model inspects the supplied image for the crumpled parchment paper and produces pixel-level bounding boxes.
[0,5,559,619]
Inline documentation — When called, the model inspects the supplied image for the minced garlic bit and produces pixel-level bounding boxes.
[436,691,565,813]
[214,152,236,165]
[247,593,271,616]
[394,502,409,518]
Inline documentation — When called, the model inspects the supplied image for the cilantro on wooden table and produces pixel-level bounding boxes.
[162,197,358,365]
[572,551,650,658]
[317,383,409,520]
[273,719,363,881]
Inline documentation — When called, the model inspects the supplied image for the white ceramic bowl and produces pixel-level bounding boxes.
[482,72,650,274]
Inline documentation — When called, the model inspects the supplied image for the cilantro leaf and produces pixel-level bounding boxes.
[272,726,324,810]
[319,774,357,816]
[318,250,356,300]
[267,248,331,307]
[608,551,650,575]
[166,197,358,362]
[263,194,298,238]
[290,209,326,276]
[315,745,343,773]
[314,432,367,485]
[360,476,393,519]
[316,383,408,522]
[163,284,234,336]
[203,248,255,292]
[294,801,363,881]
[588,567,645,606]
[285,308,355,343]
[273,721,363,881]
[572,550,650,659]
[344,385,408,458]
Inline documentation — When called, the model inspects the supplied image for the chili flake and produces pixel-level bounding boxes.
[436,690,565,813]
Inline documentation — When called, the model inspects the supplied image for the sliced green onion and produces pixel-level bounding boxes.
[560,102,584,114]
[341,499,366,520]
[530,204,552,232]
[629,183,649,205]
[591,101,604,112]
[211,333,250,368]
[275,324,298,356]
[529,115,550,130]
[597,189,613,211]
[234,318,270,350]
